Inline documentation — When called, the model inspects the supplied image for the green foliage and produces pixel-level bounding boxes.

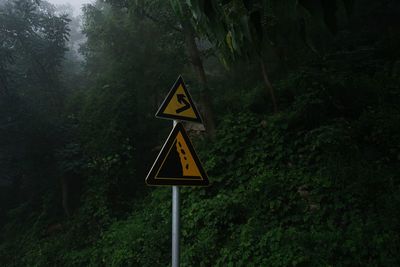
[1,0,400,266]
[0,0,70,227]
[180,0,354,65]
[4,96,399,265]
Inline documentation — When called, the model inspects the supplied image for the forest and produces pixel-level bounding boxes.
[0,0,400,266]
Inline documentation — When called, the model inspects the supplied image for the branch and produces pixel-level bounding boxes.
[140,9,182,33]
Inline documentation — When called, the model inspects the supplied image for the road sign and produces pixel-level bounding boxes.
[156,76,203,124]
[146,122,209,186]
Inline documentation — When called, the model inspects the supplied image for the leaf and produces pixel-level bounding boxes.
[169,0,184,18]
[226,31,234,53]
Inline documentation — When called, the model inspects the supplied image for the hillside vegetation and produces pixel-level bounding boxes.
[0,0,399,266]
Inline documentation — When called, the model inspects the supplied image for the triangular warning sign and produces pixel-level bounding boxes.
[146,122,209,186]
[155,76,203,124]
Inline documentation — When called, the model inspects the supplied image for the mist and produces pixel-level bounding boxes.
[1,0,400,265]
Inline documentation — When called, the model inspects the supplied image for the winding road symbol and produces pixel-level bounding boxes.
[175,94,191,114]
[155,75,203,124]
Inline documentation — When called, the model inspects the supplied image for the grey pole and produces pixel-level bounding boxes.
[172,120,180,267]
[172,186,180,267]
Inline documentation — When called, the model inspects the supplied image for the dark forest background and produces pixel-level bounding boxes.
[1,0,400,266]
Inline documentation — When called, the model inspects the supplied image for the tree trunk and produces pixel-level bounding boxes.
[0,71,8,97]
[182,21,216,137]
[62,176,72,217]
[260,59,278,113]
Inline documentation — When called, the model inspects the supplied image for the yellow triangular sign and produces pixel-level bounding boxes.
[146,122,209,186]
[155,76,203,124]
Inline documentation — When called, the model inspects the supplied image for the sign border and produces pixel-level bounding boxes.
[146,122,209,186]
[155,76,203,124]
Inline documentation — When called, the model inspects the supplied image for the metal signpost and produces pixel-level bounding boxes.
[172,120,180,267]
[146,76,209,267]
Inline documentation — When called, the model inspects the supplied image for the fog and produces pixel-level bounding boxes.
[2,0,400,265]
[46,0,93,14]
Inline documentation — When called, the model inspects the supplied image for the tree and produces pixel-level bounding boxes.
[76,0,187,210]
[170,0,217,135]
[109,0,217,135]
[180,0,355,112]
[0,0,70,215]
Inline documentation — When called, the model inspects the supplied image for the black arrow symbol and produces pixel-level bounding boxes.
[175,94,191,113]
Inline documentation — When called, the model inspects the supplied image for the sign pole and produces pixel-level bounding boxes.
[172,120,180,267]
